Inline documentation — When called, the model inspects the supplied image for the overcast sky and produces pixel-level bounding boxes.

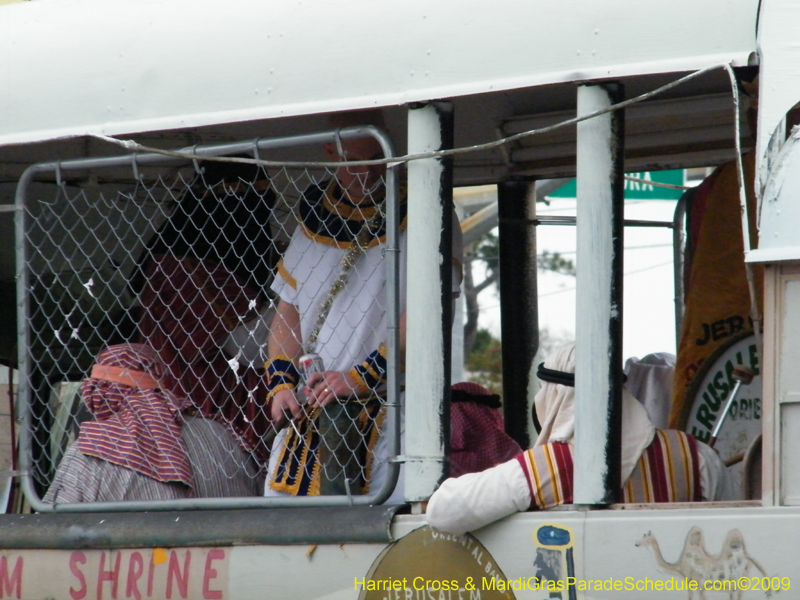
[476,197,679,362]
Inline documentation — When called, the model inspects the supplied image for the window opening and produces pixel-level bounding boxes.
[15,128,401,512]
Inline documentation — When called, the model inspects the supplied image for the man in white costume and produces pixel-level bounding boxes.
[426,342,733,535]
[264,111,461,498]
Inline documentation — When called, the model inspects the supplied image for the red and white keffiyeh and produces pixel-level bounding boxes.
[450,382,522,477]
[77,343,194,486]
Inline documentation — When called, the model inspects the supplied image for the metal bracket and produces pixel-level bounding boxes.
[191,146,204,176]
[343,478,354,506]
[252,139,262,167]
[131,153,141,181]
[334,129,346,159]
[3,470,29,478]
[391,455,448,464]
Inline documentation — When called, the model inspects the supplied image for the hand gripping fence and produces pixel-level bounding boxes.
[14,126,402,512]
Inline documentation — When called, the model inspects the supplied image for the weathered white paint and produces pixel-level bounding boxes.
[0,508,797,599]
[761,266,779,508]
[755,0,800,194]
[574,85,617,505]
[747,129,800,263]
[779,275,800,505]
[404,104,446,502]
[0,0,759,147]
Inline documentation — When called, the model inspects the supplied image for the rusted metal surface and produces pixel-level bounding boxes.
[0,505,402,549]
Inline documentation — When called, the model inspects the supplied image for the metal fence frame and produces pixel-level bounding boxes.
[15,126,402,512]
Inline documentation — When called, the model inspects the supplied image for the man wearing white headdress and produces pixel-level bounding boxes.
[426,342,732,535]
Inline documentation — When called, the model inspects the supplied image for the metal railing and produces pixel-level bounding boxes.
[15,127,401,512]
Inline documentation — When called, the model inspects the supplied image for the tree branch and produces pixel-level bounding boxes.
[474,270,499,295]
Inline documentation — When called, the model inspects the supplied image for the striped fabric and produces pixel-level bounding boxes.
[43,446,191,504]
[44,416,265,504]
[516,441,574,510]
[265,355,301,400]
[77,344,194,487]
[516,429,702,509]
[180,416,264,497]
[621,429,703,503]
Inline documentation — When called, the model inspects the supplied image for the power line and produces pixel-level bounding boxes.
[470,243,673,263]
[536,261,673,299]
[476,260,673,308]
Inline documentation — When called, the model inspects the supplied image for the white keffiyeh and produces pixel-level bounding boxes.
[534,342,656,483]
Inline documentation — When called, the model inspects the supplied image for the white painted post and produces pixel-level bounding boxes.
[405,102,454,502]
[574,83,625,505]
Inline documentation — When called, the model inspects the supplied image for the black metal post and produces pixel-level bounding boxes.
[434,102,455,477]
[497,181,539,448]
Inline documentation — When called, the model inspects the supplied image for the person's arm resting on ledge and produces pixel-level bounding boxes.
[426,458,531,535]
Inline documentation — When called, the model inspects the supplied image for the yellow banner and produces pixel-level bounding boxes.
[671,152,762,428]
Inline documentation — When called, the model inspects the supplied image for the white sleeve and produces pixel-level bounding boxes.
[270,227,307,304]
[696,441,736,501]
[426,458,531,535]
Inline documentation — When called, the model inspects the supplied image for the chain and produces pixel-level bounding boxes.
[304,206,386,354]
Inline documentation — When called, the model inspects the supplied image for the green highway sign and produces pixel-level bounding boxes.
[548,169,685,200]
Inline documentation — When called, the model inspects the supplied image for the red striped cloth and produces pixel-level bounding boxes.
[621,429,703,503]
[516,429,702,509]
[450,382,522,476]
[76,344,194,486]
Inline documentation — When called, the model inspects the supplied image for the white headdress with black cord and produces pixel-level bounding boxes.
[534,342,656,484]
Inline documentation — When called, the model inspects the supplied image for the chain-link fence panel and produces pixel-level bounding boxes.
[16,128,401,510]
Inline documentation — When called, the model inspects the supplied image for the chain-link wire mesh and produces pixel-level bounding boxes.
[16,130,401,509]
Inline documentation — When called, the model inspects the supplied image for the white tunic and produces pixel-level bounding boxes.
[264,205,462,499]
[272,223,408,375]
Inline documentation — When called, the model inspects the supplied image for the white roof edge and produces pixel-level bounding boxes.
[1,0,759,147]
[0,52,752,149]
[745,247,800,263]
[755,0,800,191]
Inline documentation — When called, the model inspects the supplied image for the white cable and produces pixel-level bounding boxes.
[722,64,763,356]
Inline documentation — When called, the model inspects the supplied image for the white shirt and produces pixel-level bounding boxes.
[426,439,734,535]
[265,208,462,498]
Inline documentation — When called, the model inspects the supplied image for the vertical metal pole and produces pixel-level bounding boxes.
[574,83,625,505]
[497,182,539,447]
[451,205,466,384]
[673,194,687,343]
[451,291,465,383]
[405,102,454,501]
